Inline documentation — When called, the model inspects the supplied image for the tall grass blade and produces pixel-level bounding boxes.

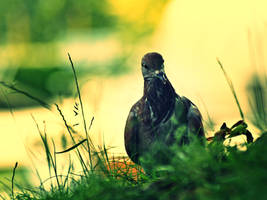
[56,139,88,154]
[11,162,18,199]
[217,58,245,120]
[55,104,88,173]
[31,115,52,175]
[0,86,14,117]
[103,143,110,171]
[34,168,44,190]
[52,140,60,189]
[63,157,73,189]
[0,81,51,110]
[67,54,88,135]
[199,97,215,131]
[88,117,94,131]
[247,75,267,131]
[67,53,94,170]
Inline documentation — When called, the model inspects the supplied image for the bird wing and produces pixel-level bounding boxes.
[124,105,140,164]
[181,96,204,137]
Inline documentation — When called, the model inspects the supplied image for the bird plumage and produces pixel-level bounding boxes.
[124,52,204,164]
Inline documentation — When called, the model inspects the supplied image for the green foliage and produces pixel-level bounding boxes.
[0,0,116,43]
[6,133,267,200]
[0,166,31,193]
[0,0,171,109]
[0,55,130,108]
[2,57,267,200]
[246,74,267,132]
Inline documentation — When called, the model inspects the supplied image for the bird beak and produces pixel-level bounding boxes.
[155,70,167,84]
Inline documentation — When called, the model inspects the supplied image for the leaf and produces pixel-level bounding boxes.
[229,123,247,137]
[56,139,88,154]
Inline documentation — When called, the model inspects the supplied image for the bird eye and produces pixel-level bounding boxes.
[142,63,148,69]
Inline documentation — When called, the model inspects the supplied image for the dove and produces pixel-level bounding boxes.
[124,52,204,165]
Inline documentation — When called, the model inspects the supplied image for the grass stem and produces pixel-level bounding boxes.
[11,162,18,199]
[217,58,245,120]
[67,53,95,171]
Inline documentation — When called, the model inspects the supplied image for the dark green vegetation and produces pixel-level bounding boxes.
[0,166,30,193]
[0,0,168,44]
[0,57,266,200]
[4,127,267,200]
[0,0,117,108]
[0,0,115,43]
[0,0,170,109]
[0,56,129,108]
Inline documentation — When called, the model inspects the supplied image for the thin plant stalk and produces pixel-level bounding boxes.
[52,140,60,189]
[67,53,94,171]
[0,81,51,110]
[11,162,18,199]
[55,104,88,174]
[217,58,245,120]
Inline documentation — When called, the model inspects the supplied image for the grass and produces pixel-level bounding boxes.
[0,56,266,200]
[0,166,30,194]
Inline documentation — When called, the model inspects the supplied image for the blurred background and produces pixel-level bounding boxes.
[0,0,266,189]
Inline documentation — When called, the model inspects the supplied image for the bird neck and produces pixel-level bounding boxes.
[143,77,175,96]
[143,77,177,125]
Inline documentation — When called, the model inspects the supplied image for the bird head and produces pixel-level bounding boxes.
[141,52,167,83]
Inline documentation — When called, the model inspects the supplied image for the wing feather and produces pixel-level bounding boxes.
[181,96,204,137]
[124,107,140,164]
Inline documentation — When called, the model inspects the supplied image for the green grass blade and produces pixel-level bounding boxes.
[0,81,51,110]
[63,156,73,189]
[52,140,60,189]
[217,58,245,120]
[55,103,88,173]
[0,86,14,117]
[246,75,267,131]
[31,115,52,175]
[67,53,94,170]
[56,139,88,154]
[11,162,18,199]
